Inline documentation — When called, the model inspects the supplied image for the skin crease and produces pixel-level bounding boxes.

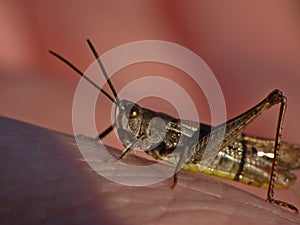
[1,0,300,224]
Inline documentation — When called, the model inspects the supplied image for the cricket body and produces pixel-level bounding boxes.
[49,39,299,215]
[115,96,299,191]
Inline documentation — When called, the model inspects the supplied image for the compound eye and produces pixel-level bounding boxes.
[129,105,139,119]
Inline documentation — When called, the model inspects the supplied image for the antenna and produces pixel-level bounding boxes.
[49,50,115,104]
[87,39,119,103]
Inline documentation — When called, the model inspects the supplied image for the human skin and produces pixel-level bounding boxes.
[1,1,300,224]
[1,116,300,225]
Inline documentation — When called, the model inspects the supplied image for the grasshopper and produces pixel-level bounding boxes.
[50,39,300,215]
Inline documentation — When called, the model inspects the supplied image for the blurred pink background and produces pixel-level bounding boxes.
[1,0,300,211]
